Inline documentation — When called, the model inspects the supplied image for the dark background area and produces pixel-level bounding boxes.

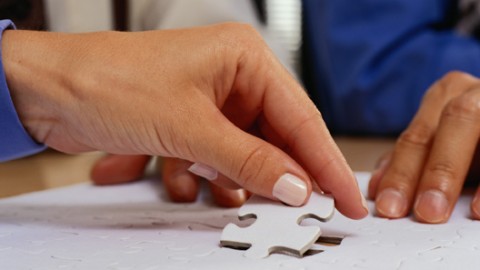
[0,0,46,30]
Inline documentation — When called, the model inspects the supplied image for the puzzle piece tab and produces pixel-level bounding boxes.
[220,192,335,258]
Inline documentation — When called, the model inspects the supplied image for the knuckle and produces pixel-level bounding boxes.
[441,71,472,85]
[426,161,458,189]
[397,123,433,149]
[384,165,417,192]
[230,23,260,39]
[234,22,259,35]
[216,22,262,45]
[424,71,474,102]
[423,82,448,101]
[443,93,480,121]
[236,144,270,189]
[214,23,267,62]
[287,112,322,153]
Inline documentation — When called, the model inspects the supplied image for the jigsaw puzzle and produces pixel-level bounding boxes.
[220,192,335,258]
[1,173,480,269]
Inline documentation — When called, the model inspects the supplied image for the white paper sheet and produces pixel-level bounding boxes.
[0,172,479,270]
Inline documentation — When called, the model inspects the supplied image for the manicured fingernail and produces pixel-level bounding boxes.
[375,188,407,218]
[187,163,218,180]
[273,173,307,206]
[414,189,449,223]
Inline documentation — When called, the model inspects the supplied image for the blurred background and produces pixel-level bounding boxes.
[0,0,397,197]
[1,0,116,31]
[2,0,303,73]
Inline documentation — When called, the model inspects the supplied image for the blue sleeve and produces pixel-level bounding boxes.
[0,19,46,162]
[303,0,480,135]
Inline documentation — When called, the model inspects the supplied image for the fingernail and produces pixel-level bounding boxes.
[375,156,390,170]
[471,196,480,218]
[375,188,407,218]
[187,163,218,180]
[361,193,369,213]
[371,158,390,182]
[273,173,308,206]
[354,175,370,214]
[370,168,381,180]
[414,189,449,223]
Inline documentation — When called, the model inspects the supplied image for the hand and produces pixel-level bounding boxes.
[3,23,367,218]
[369,71,480,223]
[91,154,248,207]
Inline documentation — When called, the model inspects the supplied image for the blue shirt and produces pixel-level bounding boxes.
[303,0,480,135]
[0,19,46,162]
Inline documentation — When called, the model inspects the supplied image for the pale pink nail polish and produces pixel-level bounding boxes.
[187,163,218,181]
[272,173,308,206]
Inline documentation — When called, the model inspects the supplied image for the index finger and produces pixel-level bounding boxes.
[237,53,368,219]
[269,84,367,219]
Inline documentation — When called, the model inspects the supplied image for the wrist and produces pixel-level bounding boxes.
[2,30,73,143]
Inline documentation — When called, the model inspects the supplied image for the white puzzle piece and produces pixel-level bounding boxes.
[220,192,335,258]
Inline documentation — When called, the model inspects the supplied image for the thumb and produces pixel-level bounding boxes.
[192,117,312,206]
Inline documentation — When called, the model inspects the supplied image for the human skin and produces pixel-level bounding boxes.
[2,23,367,219]
[369,71,480,223]
[91,154,250,208]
